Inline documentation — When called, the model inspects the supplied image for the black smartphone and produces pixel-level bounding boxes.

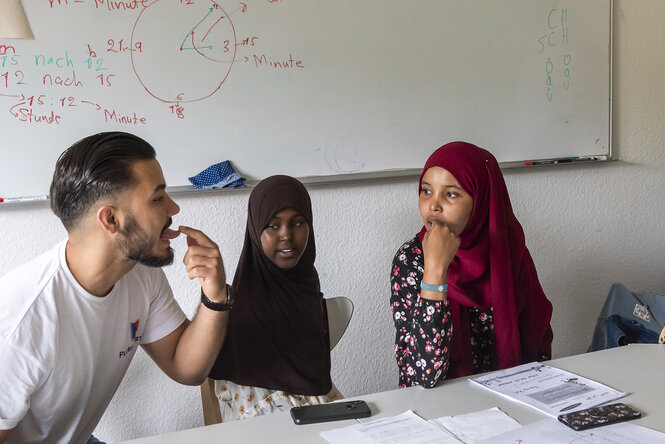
[290,400,371,425]
[557,402,641,431]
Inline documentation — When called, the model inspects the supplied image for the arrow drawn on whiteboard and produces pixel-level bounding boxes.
[189,32,213,51]
[230,2,248,15]
[81,101,101,110]
[9,100,26,117]
[180,7,215,51]
[202,15,227,42]
[0,93,21,99]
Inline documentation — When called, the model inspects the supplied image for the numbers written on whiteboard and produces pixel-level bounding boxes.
[1,70,25,88]
[2,0,305,126]
[107,39,143,53]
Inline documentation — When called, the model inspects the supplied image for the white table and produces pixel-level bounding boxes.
[123,344,665,443]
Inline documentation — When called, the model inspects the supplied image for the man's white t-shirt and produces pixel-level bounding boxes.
[0,240,187,444]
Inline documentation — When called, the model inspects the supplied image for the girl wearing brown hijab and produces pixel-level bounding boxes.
[209,175,342,421]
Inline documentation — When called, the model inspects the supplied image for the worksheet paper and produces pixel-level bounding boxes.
[320,410,460,444]
[479,418,665,443]
[470,362,625,417]
[430,407,523,443]
[321,408,525,444]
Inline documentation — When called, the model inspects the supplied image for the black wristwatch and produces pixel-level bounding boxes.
[200,285,234,311]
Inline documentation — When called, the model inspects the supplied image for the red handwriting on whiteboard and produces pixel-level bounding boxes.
[103,108,147,125]
[59,97,77,107]
[9,95,62,125]
[94,0,150,11]
[13,108,63,124]
[237,36,258,47]
[42,71,83,88]
[253,53,304,69]
[1,71,25,88]
[48,0,67,8]
[169,103,185,119]
[48,0,151,11]
[0,44,16,56]
[96,73,115,86]
[107,39,143,53]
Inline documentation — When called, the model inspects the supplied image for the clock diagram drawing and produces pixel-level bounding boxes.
[130,0,240,106]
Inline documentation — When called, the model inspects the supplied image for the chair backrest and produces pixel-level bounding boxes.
[200,296,354,425]
[326,296,354,350]
[200,377,222,426]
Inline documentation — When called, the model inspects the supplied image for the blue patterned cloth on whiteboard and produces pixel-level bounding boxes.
[188,161,246,189]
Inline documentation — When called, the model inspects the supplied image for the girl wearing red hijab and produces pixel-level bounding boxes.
[391,142,553,388]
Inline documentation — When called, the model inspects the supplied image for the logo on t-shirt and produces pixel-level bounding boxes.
[119,319,143,359]
[130,319,140,341]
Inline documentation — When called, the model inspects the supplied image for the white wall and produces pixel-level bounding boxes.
[1,1,664,442]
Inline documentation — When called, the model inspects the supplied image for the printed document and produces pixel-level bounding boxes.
[470,362,625,417]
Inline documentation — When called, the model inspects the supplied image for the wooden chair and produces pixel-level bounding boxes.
[200,296,354,425]
[200,377,222,426]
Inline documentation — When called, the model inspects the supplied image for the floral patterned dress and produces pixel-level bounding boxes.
[391,236,497,388]
[215,380,343,422]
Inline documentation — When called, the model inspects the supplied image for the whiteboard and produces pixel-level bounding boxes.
[0,0,611,199]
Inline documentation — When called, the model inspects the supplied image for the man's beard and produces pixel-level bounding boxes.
[118,214,174,267]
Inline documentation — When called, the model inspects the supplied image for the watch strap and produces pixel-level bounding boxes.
[201,285,233,311]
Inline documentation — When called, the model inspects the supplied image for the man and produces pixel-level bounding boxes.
[0,132,231,443]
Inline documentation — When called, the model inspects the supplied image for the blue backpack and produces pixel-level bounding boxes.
[588,283,665,351]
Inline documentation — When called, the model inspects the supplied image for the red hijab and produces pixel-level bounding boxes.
[417,142,553,377]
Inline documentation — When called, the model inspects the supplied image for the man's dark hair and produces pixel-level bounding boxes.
[50,132,156,230]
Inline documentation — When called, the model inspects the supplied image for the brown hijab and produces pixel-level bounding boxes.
[209,175,332,395]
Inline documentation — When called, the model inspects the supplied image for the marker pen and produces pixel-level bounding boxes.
[0,196,49,204]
